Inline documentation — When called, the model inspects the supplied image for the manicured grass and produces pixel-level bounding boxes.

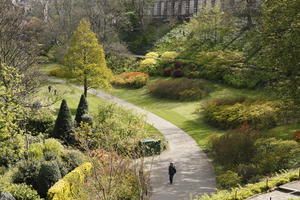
[109,77,298,148]
[41,82,105,116]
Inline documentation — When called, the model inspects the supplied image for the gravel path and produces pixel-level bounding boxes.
[49,78,216,200]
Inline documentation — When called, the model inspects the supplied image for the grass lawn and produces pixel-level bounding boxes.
[109,77,300,148]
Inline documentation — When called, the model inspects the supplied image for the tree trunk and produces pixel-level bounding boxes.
[84,76,88,98]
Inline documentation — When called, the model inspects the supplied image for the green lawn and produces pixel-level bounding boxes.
[109,78,299,148]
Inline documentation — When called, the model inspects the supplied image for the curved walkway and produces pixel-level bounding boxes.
[49,78,216,200]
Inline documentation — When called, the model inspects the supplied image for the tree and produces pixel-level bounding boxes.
[253,0,300,102]
[75,94,89,125]
[52,99,73,142]
[64,19,113,97]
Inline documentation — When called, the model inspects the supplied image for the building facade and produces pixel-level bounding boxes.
[149,0,261,19]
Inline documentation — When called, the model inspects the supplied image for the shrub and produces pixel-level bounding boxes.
[5,184,41,200]
[139,58,158,74]
[148,78,210,101]
[203,98,288,130]
[37,161,62,198]
[52,100,74,144]
[145,52,159,59]
[209,130,258,167]
[217,171,242,189]
[61,150,86,172]
[163,67,173,77]
[161,51,178,61]
[112,72,149,89]
[293,131,300,142]
[43,139,64,158]
[13,161,42,191]
[28,143,44,160]
[26,109,55,135]
[47,162,92,200]
[172,69,184,77]
[253,138,300,174]
[75,94,89,125]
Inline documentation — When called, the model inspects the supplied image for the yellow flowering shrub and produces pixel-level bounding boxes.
[47,162,92,200]
[161,51,178,61]
[145,52,159,59]
[139,58,158,74]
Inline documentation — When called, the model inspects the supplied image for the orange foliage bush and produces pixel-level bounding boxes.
[112,72,149,88]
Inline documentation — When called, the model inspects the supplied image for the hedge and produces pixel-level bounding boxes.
[47,162,92,200]
[197,169,299,200]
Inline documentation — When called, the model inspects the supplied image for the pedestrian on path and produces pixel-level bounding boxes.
[168,162,176,184]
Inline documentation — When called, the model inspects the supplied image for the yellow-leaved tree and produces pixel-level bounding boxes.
[64,19,113,97]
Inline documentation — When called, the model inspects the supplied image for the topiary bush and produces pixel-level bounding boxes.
[52,100,74,144]
[37,161,62,198]
[75,94,89,126]
[148,78,210,101]
[47,162,92,200]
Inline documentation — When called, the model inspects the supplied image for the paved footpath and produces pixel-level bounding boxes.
[49,78,216,200]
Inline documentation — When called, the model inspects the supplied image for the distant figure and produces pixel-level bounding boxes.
[54,89,57,95]
[48,85,52,93]
[168,162,176,184]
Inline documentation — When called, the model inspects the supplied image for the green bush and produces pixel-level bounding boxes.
[61,150,86,172]
[253,138,300,174]
[217,171,242,189]
[13,161,41,191]
[209,130,258,167]
[223,68,265,89]
[148,78,210,101]
[43,139,64,158]
[37,161,62,198]
[203,98,288,130]
[28,143,44,160]
[5,184,41,200]
[26,110,54,135]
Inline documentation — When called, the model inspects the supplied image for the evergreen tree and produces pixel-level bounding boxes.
[52,99,73,141]
[75,94,89,125]
[64,19,113,97]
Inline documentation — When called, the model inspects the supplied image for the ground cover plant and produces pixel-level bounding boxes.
[148,78,211,101]
[112,72,149,89]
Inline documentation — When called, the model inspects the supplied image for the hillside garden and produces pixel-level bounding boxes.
[0,0,300,199]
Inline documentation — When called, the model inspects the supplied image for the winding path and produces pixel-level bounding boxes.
[49,78,216,200]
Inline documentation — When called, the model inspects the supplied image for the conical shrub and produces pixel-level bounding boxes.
[75,94,89,125]
[52,99,73,142]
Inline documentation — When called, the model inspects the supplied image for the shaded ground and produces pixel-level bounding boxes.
[49,78,216,200]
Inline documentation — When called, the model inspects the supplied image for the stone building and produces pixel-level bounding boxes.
[149,0,261,19]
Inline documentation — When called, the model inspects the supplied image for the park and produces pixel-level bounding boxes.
[0,0,300,199]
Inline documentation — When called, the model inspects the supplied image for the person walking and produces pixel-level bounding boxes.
[168,162,176,184]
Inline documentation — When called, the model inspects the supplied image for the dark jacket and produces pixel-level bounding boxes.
[169,165,176,175]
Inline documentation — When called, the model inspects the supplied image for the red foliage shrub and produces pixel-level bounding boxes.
[293,131,300,142]
[173,62,183,68]
[163,67,173,77]
[172,69,184,78]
